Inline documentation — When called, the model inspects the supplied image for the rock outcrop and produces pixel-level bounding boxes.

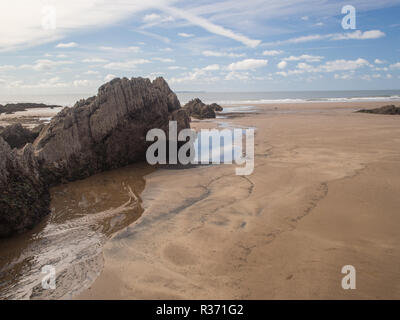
[0,123,40,149]
[209,103,223,112]
[34,77,189,183]
[183,98,223,119]
[0,77,190,237]
[0,103,62,115]
[0,138,50,237]
[357,105,400,115]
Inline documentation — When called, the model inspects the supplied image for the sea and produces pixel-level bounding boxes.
[0,90,400,107]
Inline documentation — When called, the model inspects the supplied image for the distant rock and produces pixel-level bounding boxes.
[0,123,40,149]
[0,138,50,237]
[34,77,190,184]
[183,98,222,119]
[209,103,223,112]
[0,103,62,115]
[357,105,400,115]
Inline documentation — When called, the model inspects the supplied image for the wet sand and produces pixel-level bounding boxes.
[78,101,400,299]
[0,163,153,299]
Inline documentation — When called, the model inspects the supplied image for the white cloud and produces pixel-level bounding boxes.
[83,58,108,63]
[0,1,169,51]
[334,73,352,80]
[309,58,370,73]
[0,65,17,71]
[374,59,385,64]
[331,30,385,40]
[84,70,99,75]
[162,5,261,48]
[265,30,385,46]
[276,58,371,77]
[178,32,194,38]
[153,57,175,63]
[104,74,117,82]
[390,62,400,69]
[20,59,73,71]
[203,64,220,71]
[360,75,371,81]
[99,46,141,53]
[263,50,283,56]
[227,59,268,71]
[283,54,323,62]
[56,42,78,48]
[301,16,309,21]
[225,71,249,81]
[143,13,161,23]
[168,66,186,70]
[276,71,288,77]
[202,50,245,58]
[277,61,287,69]
[168,64,221,84]
[322,59,370,72]
[104,59,150,70]
[6,77,70,89]
[73,79,91,86]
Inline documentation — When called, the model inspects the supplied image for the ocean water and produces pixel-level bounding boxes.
[0,90,399,107]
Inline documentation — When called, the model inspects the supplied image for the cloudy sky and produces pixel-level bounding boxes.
[0,0,399,94]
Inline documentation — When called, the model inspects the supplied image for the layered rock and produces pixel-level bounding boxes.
[0,77,190,237]
[357,105,400,115]
[0,123,40,149]
[183,98,223,119]
[34,77,190,183]
[0,138,50,237]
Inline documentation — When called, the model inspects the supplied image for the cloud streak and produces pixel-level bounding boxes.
[162,5,261,47]
[265,30,385,46]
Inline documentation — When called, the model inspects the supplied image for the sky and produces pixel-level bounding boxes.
[0,0,399,94]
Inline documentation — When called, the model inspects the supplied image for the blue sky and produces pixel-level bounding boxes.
[0,0,399,94]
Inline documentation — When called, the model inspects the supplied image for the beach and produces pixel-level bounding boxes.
[76,101,400,299]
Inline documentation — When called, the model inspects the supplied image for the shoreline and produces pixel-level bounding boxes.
[77,100,400,299]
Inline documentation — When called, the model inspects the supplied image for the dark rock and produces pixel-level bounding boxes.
[0,103,62,115]
[34,77,189,184]
[0,138,50,237]
[1,77,190,237]
[183,98,217,119]
[209,103,223,112]
[357,105,400,115]
[0,123,39,149]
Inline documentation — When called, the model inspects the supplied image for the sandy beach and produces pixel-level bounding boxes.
[77,101,400,300]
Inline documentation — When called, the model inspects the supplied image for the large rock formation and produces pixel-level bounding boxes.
[183,98,223,119]
[0,138,50,237]
[0,77,190,237]
[34,77,189,183]
[357,105,400,115]
[0,123,40,149]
